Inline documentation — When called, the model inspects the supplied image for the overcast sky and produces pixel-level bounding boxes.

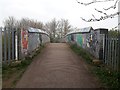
[0,0,119,29]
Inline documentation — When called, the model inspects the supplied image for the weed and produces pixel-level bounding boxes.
[92,66,120,88]
[70,44,93,63]
[70,44,119,88]
[2,45,44,88]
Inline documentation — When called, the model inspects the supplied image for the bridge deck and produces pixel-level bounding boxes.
[16,43,100,88]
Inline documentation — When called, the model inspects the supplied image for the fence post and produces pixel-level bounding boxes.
[8,27,11,64]
[114,38,117,71]
[118,35,120,71]
[0,28,2,63]
[118,1,120,72]
[18,28,21,60]
[0,27,2,90]
[104,34,107,64]
[15,28,18,60]
[4,27,7,64]
[12,28,15,61]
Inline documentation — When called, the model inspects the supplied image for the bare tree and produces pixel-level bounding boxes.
[57,19,64,38]
[50,18,59,41]
[63,19,71,36]
[57,19,71,38]
[3,16,16,28]
[3,17,73,42]
[44,18,72,42]
[15,18,44,29]
[44,18,59,42]
[76,0,120,28]
[44,22,52,34]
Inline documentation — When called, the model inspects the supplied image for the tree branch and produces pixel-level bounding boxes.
[81,11,120,22]
[95,8,108,15]
[112,22,120,29]
[76,0,114,6]
[103,0,120,10]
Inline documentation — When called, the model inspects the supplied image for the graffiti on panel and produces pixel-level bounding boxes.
[86,34,90,48]
[67,35,71,42]
[21,28,28,55]
[91,31,99,52]
[66,28,108,60]
[86,31,100,59]
[71,34,74,41]
[86,31,99,51]
[77,34,83,47]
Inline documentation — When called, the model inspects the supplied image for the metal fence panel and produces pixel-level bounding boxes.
[3,27,7,63]
[41,34,50,44]
[104,37,119,71]
[0,28,2,63]
[12,28,14,61]
[28,33,41,54]
[0,27,2,90]
[118,1,120,72]
[8,27,11,64]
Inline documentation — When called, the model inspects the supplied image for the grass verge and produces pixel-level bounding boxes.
[70,44,93,64]
[2,45,44,88]
[70,44,119,88]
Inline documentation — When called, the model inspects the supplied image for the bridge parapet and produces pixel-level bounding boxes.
[1,27,50,64]
[65,27,108,60]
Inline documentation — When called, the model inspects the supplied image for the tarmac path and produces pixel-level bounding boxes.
[16,43,100,88]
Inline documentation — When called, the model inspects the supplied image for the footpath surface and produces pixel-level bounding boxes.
[16,43,100,88]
